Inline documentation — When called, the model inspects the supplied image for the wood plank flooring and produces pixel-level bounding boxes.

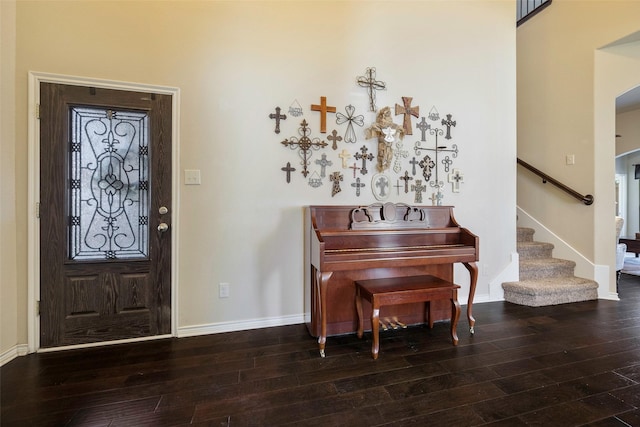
[3,275,640,426]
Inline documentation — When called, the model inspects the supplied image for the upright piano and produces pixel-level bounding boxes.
[304,203,479,357]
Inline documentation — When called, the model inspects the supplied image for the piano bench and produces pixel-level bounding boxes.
[354,275,461,360]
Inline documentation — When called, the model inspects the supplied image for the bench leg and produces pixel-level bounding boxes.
[371,305,380,360]
[355,289,364,339]
[450,292,461,346]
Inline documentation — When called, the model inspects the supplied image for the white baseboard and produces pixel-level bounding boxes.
[177,313,306,338]
[0,344,29,367]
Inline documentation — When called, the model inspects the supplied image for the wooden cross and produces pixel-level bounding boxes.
[269,106,286,134]
[448,168,464,193]
[411,179,427,204]
[281,162,296,183]
[375,176,389,198]
[349,162,361,178]
[416,117,430,142]
[441,114,457,140]
[400,171,413,193]
[314,153,332,178]
[409,157,419,176]
[329,171,343,197]
[310,96,336,134]
[419,155,436,181]
[281,119,328,177]
[351,177,366,197]
[357,67,386,112]
[395,97,419,135]
[394,180,403,196]
[339,149,351,168]
[354,145,374,175]
[327,129,342,150]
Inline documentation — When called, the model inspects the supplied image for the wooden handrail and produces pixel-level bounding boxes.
[517,158,594,205]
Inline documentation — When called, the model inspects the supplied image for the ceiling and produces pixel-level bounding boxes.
[617,86,640,114]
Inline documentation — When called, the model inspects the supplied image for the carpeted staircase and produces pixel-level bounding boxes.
[502,227,598,306]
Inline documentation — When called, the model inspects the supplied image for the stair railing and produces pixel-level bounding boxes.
[517,158,594,205]
[517,0,552,27]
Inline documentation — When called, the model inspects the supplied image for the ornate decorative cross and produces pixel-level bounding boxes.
[393,142,409,174]
[351,177,366,196]
[310,96,336,134]
[329,171,343,197]
[281,161,296,183]
[448,168,464,193]
[339,149,351,168]
[336,104,364,143]
[269,106,287,134]
[419,155,436,181]
[416,117,430,142]
[395,97,419,135]
[315,153,332,178]
[281,119,328,177]
[441,114,457,140]
[400,171,413,193]
[357,67,386,112]
[327,129,342,150]
[354,145,374,175]
[412,179,427,204]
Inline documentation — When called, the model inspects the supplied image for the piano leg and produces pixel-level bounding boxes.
[450,289,461,345]
[316,270,333,358]
[463,261,478,334]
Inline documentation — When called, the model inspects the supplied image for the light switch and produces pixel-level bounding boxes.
[184,169,201,185]
[566,155,575,165]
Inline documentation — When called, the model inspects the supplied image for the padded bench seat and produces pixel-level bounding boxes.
[355,275,461,359]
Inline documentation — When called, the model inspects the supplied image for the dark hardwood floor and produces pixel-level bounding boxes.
[3,275,640,426]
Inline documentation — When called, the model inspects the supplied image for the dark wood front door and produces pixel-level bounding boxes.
[39,83,172,348]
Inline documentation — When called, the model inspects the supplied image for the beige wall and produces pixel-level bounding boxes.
[518,0,640,291]
[2,1,517,359]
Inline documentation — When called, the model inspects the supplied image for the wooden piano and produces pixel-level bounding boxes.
[304,202,479,357]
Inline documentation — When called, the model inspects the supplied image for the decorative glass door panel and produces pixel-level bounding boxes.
[69,107,149,261]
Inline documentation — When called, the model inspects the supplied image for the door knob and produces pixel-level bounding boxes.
[158,223,169,233]
[159,206,169,215]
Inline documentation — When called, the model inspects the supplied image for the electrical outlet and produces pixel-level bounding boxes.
[566,154,575,165]
[219,282,230,298]
[184,169,201,185]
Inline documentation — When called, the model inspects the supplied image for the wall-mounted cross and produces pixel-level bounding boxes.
[394,180,403,196]
[354,145,374,175]
[314,154,332,178]
[412,179,427,204]
[400,171,413,193]
[281,119,328,177]
[327,129,342,150]
[269,106,287,134]
[281,162,296,183]
[339,149,351,168]
[441,114,457,140]
[349,162,361,178]
[448,168,464,193]
[311,96,336,134]
[357,67,386,112]
[429,191,444,206]
[409,157,419,176]
[351,177,366,196]
[375,176,389,198]
[416,117,430,142]
[419,155,436,181]
[329,171,343,197]
[395,97,419,135]
[393,142,409,174]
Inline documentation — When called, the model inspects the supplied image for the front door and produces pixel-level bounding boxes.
[39,83,172,348]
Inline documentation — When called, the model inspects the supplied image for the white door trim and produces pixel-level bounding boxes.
[27,71,181,352]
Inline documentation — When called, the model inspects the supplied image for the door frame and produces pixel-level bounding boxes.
[27,71,180,353]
